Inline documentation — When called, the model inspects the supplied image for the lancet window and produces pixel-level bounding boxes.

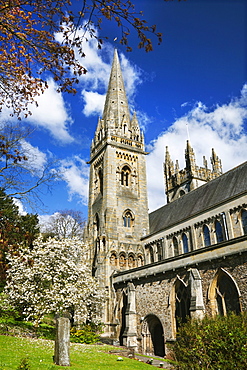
[182,233,189,253]
[203,224,211,247]
[123,210,134,228]
[215,220,224,243]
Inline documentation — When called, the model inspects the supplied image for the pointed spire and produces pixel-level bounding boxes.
[164,146,174,175]
[102,49,130,130]
[185,140,196,171]
[211,148,222,175]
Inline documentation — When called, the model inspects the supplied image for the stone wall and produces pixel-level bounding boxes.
[113,244,247,356]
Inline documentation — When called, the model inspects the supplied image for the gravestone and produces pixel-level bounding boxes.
[54,313,71,366]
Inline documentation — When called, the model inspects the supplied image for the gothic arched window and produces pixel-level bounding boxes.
[123,210,133,228]
[173,236,179,256]
[182,233,189,253]
[215,220,224,243]
[203,224,211,247]
[175,280,190,327]
[241,209,247,235]
[211,270,241,316]
[121,165,131,186]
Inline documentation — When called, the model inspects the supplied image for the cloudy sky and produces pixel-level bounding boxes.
[4,0,247,220]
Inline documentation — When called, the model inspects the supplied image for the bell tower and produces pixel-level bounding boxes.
[84,50,149,334]
[164,140,223,203]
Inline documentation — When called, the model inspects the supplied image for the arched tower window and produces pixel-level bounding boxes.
[203,224,211,247]
[98,168,103,194]
[241,209,247,235]
[121,165,131,186]
[123,210,133,228]
[173,236,179,256]
[215,220,224,243]
[182,233,189,253]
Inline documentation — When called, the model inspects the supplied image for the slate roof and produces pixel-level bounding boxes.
[147,161,247,237]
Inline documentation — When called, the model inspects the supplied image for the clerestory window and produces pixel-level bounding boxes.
[215,220,224,243]
[203,224,211,247]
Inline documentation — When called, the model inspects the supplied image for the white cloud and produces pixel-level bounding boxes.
[146,84,247,212]
[13,198,27,215]
[60,156,89,205]
[82,90,106,117]
[20,140,47,175]
[27,79,74,144]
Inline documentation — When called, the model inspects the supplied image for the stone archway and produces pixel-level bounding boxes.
[142,314,165,357]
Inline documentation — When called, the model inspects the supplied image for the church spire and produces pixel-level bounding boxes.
[185,140,196,172]
[102,49,130,130]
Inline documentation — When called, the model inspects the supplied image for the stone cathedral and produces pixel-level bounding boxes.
[84,50,247,356]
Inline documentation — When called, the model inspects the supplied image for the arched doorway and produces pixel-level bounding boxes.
[142,314,165,357]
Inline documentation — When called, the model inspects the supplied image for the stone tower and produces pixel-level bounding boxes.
[164,140,222,203]
[84,50,149,336]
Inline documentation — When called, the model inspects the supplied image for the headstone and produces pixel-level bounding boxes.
[54,314,71,366]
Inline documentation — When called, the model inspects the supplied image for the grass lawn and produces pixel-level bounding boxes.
[0,335,153,370]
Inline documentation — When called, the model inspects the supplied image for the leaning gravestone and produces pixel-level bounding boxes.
[54,314,71,366]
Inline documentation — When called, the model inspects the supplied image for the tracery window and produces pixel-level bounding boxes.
[215,220,224,243]
[203,224,211,247]
[241,209,247,235]
[182,233,189,253]
[212,270,241,316]
[123,210,133,227]
[121,165,131,186]
[175,280,190,327]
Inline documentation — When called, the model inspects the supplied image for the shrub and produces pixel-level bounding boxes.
[16,357,30,370]
[70,322,104,344]
[171,313,247,370]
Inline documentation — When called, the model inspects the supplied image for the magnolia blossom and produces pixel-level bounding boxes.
[4,237,105,325]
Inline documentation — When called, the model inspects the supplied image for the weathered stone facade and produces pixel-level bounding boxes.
[85,50,247,356]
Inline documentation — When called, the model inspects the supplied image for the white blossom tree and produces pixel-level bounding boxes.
[4,237,104,326]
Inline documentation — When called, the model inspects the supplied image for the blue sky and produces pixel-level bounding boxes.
[3,0,247,222]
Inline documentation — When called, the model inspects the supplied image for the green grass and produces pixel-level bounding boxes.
[0,335,153,370]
